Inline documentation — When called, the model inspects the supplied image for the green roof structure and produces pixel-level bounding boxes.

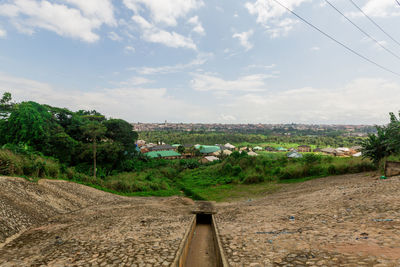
[276,147,287,151]
[194,145,221,154]
[145,151,181,158]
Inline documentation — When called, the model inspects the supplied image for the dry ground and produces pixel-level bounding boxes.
[216,173,400,266]
[0,177,194,266]
[1,173,400,266]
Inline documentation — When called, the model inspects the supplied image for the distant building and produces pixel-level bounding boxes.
[145,150,182,159]
[313,147,322,153]
[199,156,220,163]
[247,151,258,157]
[265,146,275,152]
[297,145,311,152]
[321,147,336,155]
[136,139,146,147]
[253,146,263,151]
[148,145,176,152]
[287,151,303,158]
[224,143,236,150]
[195,145,221,155]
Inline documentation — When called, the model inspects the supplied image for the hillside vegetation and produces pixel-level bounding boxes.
[0,92,379,201]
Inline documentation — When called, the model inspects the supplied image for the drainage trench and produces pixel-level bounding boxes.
[173,201,228,267]
[184,213,217,267]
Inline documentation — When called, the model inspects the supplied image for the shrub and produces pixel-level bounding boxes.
[327,164,336,175]
[221,163,233,175]
[303,154,321,165]
[243,174,264,184]
[232,165,242,176]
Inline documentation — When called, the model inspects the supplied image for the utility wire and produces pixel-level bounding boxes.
[269,0,400,77]
[397,0,400,7]
[325,0,400,61]
[349,0,400,48]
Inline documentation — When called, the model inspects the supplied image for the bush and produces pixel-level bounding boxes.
[232,165,242,176]
[242,174,264,184]
[327,164,336,175]
[221,163,233,175]
[303,154,321,165]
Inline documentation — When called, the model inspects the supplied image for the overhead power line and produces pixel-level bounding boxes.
[269,0,400,77]
[349,0,400,48]
[324,0,400,61]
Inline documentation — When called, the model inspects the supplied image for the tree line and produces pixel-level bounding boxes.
[139,131,365,148]
[0,92,138,177]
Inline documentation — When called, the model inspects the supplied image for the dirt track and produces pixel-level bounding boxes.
[1,173,400,266]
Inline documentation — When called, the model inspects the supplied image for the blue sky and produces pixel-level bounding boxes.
[0,0,400,124]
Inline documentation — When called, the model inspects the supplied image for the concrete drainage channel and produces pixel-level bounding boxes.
[172,201,229,267]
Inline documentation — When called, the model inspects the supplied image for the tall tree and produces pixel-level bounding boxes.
[81,121,106,178]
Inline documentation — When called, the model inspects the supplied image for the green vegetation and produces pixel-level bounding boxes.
[139,131,365,148]
[0,92,138,177]
[0,147,374,201]
[362,111,400,167]
[0,92,377,202]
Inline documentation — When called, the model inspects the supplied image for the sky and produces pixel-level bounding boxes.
[0,0,400,124]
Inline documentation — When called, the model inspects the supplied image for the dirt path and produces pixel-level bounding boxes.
[184,224,217,267]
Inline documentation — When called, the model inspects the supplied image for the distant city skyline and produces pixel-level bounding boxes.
[0,0,400,124]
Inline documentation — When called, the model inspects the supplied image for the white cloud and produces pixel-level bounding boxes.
[132,15,196,49]
[311,46,320,51]
[130,52,212,75]
[0,72,207,122]
[191,73,270,92]
[123,0,203,27]
[64,0,116,25]
[119,76,153,86]
[361,0,400,17]
[245,0,308,37]
[124,45,135,53]
[1,72,399,124]
[220,114,237,121]
[233,29,254,51]
[188,16,205,35]
[0,0,116,42]
[0,27,6,38]
[123,0,204,49]
[267,18,298,38]
[108,31,122,41]
[246,64,276,70]
[219,78,400,124]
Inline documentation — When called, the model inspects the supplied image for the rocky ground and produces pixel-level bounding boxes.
[1,173,400,266]
[216,173,400,266]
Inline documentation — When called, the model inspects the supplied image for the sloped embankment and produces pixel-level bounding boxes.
[0,176,123,243]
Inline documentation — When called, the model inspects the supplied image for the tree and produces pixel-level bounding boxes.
[362,126,391,166]
[81,121,106,178]
[0,92,14,119]
[103,119,138,153]
[177,145,185,154]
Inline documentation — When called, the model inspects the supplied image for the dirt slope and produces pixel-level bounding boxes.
[0,177,194,266]
[216,173,400,266]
